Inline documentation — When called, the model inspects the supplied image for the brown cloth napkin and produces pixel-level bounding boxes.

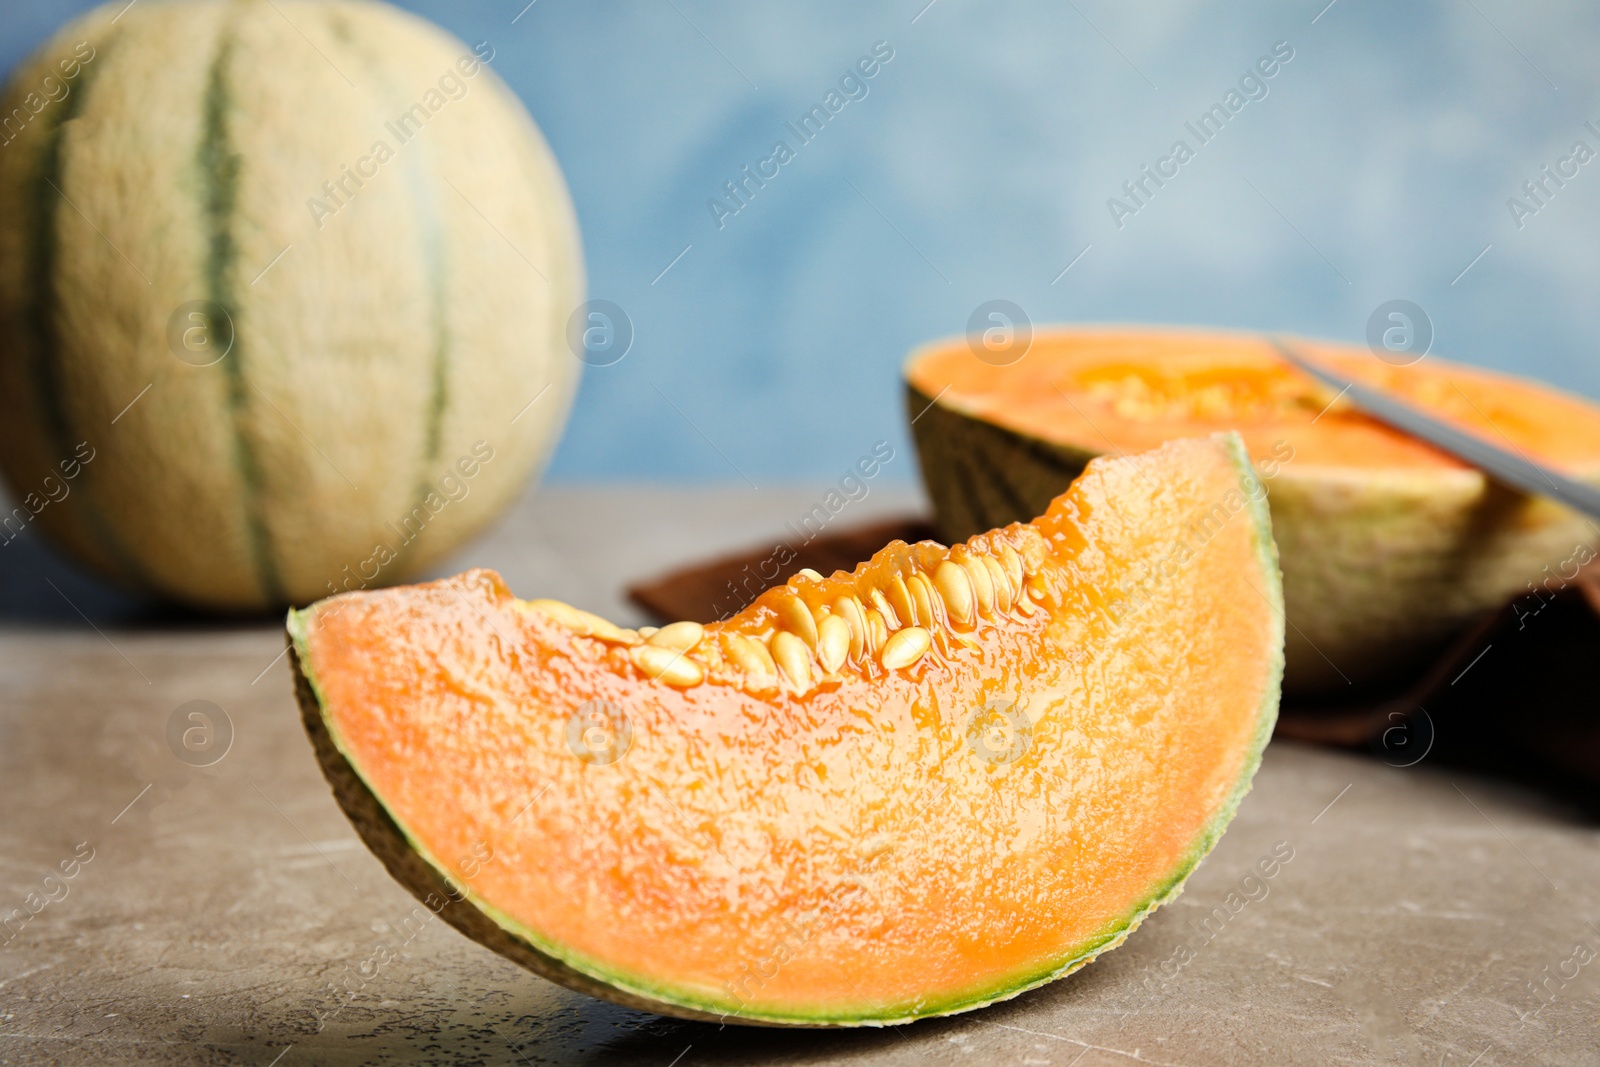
[629,518,1600,794]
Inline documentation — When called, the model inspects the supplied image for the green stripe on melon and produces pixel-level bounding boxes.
[323,6,459,582]
[200,23,284,602]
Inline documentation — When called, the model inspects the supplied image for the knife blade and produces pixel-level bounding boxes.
[1272,337,1600,522]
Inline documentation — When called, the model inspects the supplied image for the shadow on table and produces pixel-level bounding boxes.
[476,984,1022,1067]
[572,1017,964,1064]
[0,524,273,630]
[1278,573,1600,820]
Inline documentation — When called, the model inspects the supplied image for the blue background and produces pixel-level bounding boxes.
[7,0,1600,485]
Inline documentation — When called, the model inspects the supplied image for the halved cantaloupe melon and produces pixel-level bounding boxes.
[287,435,1283,1026]
[907,327,1600,694]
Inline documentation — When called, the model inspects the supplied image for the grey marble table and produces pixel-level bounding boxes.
[1,483,1596,1066]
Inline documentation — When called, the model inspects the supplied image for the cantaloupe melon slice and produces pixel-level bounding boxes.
[287,434,1283,1026]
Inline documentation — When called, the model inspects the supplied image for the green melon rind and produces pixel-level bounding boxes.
[286,434,1283,1025]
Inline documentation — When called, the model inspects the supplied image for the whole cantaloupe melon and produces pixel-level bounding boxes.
[0,0,582,610]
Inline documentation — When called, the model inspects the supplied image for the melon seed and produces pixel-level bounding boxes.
[907,572,940,630]
[526,599,639,644]
[886,574,917,629]
[998,543,1025,593]
[982,555,1012,614]
[933,561,974,626]
[832,595,867,661]
[648,620,704,653]
[869,588,900,631]
[770,631,813,690]
[817,614,851,673]
[881,626,931,670]
[964,557,996,619]
[726,632,777,677]
[797,567,824,581]
[630,644,705,686]
[776,593,819,651]
[864,608,889,655]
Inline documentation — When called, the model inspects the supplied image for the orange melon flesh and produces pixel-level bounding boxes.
[288,434,1283,1026]
[906,328,1600,475]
